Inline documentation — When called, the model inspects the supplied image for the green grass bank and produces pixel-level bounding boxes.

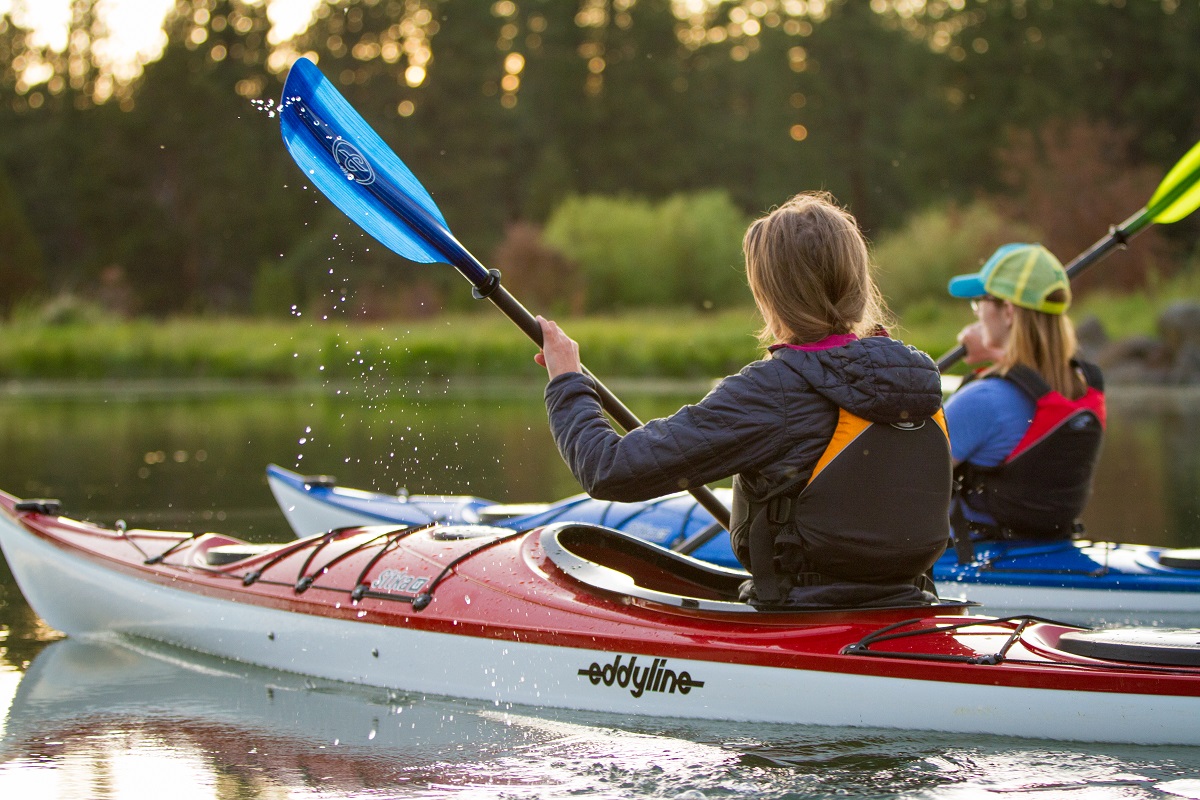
[0,285,1193,386]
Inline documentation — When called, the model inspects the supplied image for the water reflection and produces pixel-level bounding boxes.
[0,385,581,540]
[2,639,1199,799]
[1,384,1200,797]
[1086,389,1200,547]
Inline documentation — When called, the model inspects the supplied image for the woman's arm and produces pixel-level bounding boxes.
[545,368,788,502]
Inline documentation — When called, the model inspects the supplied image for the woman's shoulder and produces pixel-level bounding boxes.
[708,356,820,412]
[731,351,836,389]
[854,334,939,364]
[713,356,792,400]
[728,353,788,379]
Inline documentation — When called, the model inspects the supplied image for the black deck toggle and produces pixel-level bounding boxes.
[14,499,62,515]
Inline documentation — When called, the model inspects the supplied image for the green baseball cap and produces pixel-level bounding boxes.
[947,243,1070,315]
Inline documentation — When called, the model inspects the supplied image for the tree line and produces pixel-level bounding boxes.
[0,0,1197,318]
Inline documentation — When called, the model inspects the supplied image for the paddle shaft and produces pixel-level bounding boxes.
[936,206,1150,372]
[479,275,733,530]
[675,522,726,556]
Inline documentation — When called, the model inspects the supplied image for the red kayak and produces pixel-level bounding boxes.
[2,489,1199,745]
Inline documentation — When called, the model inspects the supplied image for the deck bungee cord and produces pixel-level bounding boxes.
[400,528,529,611]
[842,614,1200,673]
[94,513,529,611]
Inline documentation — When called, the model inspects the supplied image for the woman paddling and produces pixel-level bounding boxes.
[535,192,952,608]
[943,243,1106,560]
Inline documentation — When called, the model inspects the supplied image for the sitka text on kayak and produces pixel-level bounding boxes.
[371,568,428,594]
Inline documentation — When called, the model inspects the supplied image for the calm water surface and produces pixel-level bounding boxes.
[2,382,1200,799]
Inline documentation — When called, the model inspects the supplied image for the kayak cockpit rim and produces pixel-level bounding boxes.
[537,522,974,616]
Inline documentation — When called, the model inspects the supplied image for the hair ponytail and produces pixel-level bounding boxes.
[998,301,1085,398]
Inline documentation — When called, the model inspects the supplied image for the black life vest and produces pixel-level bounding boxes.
[730,407,953,605]
[954,361,1105,542]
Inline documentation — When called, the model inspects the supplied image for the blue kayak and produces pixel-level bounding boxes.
[267,464,1200,625]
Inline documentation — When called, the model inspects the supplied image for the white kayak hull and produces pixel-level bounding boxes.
[2,505,1200,746]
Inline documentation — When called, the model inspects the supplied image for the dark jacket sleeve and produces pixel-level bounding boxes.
[544,366,797,502]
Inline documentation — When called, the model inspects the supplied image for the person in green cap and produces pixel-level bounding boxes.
[942,243,1106,558]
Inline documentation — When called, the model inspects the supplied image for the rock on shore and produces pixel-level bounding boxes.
[1079,301,1200,385]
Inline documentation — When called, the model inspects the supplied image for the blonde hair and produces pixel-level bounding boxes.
[994,296,1085,398]
[744,191,890,347]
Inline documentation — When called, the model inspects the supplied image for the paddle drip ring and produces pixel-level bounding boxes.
[471,269,503,299]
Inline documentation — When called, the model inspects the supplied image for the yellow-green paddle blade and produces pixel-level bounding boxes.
[1148,138,1200,224]
[939,138,1200,373]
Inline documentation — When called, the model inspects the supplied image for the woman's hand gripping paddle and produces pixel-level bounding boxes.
[278,57,731,530]
[937,138,1200,372]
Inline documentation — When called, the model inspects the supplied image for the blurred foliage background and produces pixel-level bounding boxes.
[0,0,1197,326]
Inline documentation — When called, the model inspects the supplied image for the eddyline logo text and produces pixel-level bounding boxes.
[578,655,704,698]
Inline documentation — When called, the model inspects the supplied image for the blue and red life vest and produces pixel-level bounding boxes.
[954,360,1105,541]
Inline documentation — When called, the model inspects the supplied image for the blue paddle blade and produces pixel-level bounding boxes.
[279,57,490,285]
